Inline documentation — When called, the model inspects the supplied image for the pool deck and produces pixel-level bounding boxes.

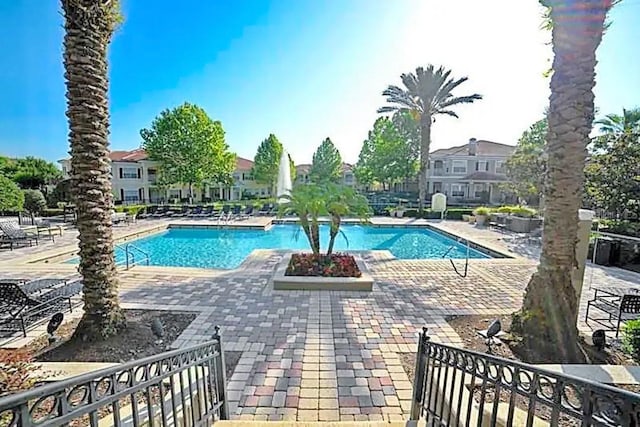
[1,217,639,422]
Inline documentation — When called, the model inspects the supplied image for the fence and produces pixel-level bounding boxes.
[410,328,640,426]
[0,328,228,427]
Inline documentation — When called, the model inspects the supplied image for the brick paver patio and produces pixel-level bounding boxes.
[1,218,638,421]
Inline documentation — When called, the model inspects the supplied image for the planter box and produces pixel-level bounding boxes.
[508,216,543,233]
[273,255,374,291]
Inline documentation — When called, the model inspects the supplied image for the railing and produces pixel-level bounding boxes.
[0,327,229,426]
[442,238,469,278]
[410,328,640,426]
[124,243,150,269]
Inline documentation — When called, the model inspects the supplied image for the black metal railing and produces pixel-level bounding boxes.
[0,327,228,427]
[410,328,640,426]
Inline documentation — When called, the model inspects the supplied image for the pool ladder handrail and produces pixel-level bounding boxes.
[115,243,150,270]
[442,237,469,278]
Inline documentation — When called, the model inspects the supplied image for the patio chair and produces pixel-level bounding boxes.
[257,204,272,216]
[586,290,640,337]
[230,205,242,220]
[35,220,63,242]
[243,206,255,218]
[0,278,82,336]
[0,221,39,250]
[171,206,190,217]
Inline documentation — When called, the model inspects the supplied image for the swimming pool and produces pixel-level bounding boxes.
[70,224,490,269]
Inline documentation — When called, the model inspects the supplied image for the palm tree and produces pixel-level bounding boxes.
[378,66,482,212]
[279,184,326,255]
[325,184,370,255]
[513,0,612,363]
[596,107,640,134]
[62,0,125,340]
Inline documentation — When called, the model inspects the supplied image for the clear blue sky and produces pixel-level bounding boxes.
[0,0,638,165]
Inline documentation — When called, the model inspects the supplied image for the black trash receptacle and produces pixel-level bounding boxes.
[609,239,622,266]
[594,238,612,265]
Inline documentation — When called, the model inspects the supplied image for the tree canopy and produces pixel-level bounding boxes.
[595,107,640,135]
[355,117,418,190]
[309,138,343,184]
[0,156,62,189]
[252,134,284,194]
[504,118,548,201]
[140,103,236,198]
[0,175,24,211]
[586,129,640,218]
[23,189,47,217]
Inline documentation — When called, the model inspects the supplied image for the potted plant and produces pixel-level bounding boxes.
[473,206,490,226]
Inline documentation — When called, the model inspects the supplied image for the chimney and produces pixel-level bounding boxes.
[468,138,478,156]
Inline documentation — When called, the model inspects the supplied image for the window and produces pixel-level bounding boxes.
[476,161,488,171]
[496,161,505,173]
[474,184,485,198]
[121,167,139,179]
[451,184,465,197]
[123,189,140,202]
[452,160,467,174]
[242,173,253,181]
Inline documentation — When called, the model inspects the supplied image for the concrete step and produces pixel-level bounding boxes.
[216,422,420,427]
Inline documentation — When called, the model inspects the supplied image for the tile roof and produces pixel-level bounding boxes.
[107,149,253,170]
[431,140,515,157]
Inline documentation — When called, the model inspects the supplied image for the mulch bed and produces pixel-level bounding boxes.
[285,253,362,277]
[398,315,639,425]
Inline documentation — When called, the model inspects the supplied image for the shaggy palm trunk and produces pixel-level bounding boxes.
[309,220,321,255]
[327,214,341,255]
[418,116,432,213]
[512,0,610,363]
[299,214,315,254]
[63,0,125,341]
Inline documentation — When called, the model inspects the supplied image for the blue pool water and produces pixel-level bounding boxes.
[70,225,489,269]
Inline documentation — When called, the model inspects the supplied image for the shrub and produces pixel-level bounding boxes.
[23,189,47,217]
[0,176,24,212]
[445,208,474,220]
[473,206,491,216]
[622,319,640,362]
[286,253,361,277]
[512,206,537,218]
[495,206,517,214]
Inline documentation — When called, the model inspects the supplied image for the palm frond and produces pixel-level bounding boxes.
[400,72,420,95]
[437,94,483,109]
[435,110,460,118]
[433,76,469,106]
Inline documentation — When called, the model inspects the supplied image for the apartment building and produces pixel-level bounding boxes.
[58,149,271,204]
[427,138,515,204]
[294,163,357,187]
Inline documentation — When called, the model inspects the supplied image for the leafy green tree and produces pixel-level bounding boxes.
[0,176,24,212]
[379,65,482,212]
[355,117,417,190]
[0,156,18,178]
[504,118,548,201]
[141,103,236,201]
[586,132,640,218]
[23,189,47,221]
[392,111,420,167]
[289,154,296,183]
[595,107,640,134]
[252,134,283,195]
[12,157,62,189]
[309,138,343,184]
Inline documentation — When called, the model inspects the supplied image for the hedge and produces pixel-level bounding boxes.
[402,208,473,220]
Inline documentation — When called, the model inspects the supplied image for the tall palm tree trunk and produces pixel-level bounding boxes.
[327,214,341,255]
[512,0,610,363]
[63,0,125,341]
[418,116,432,213]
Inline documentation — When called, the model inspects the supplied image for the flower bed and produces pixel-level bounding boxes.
[285,253,362,278]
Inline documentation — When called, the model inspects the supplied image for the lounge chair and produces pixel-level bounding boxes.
[243,206,255,219]
[0,222,39,250]
[151,206,170,218]
[111,212,127,225]
[197,206,213,218]
[171,206,190,217]
[257,204,272,216]
[0,278,82,336]
[230,205,242,220]
[35,220,63,242]
[188,206,203,218]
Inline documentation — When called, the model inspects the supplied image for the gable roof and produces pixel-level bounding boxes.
[431,140,515,157]
[235,157,254,170]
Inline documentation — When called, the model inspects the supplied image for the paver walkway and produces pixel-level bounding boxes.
[1,219,639,421]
